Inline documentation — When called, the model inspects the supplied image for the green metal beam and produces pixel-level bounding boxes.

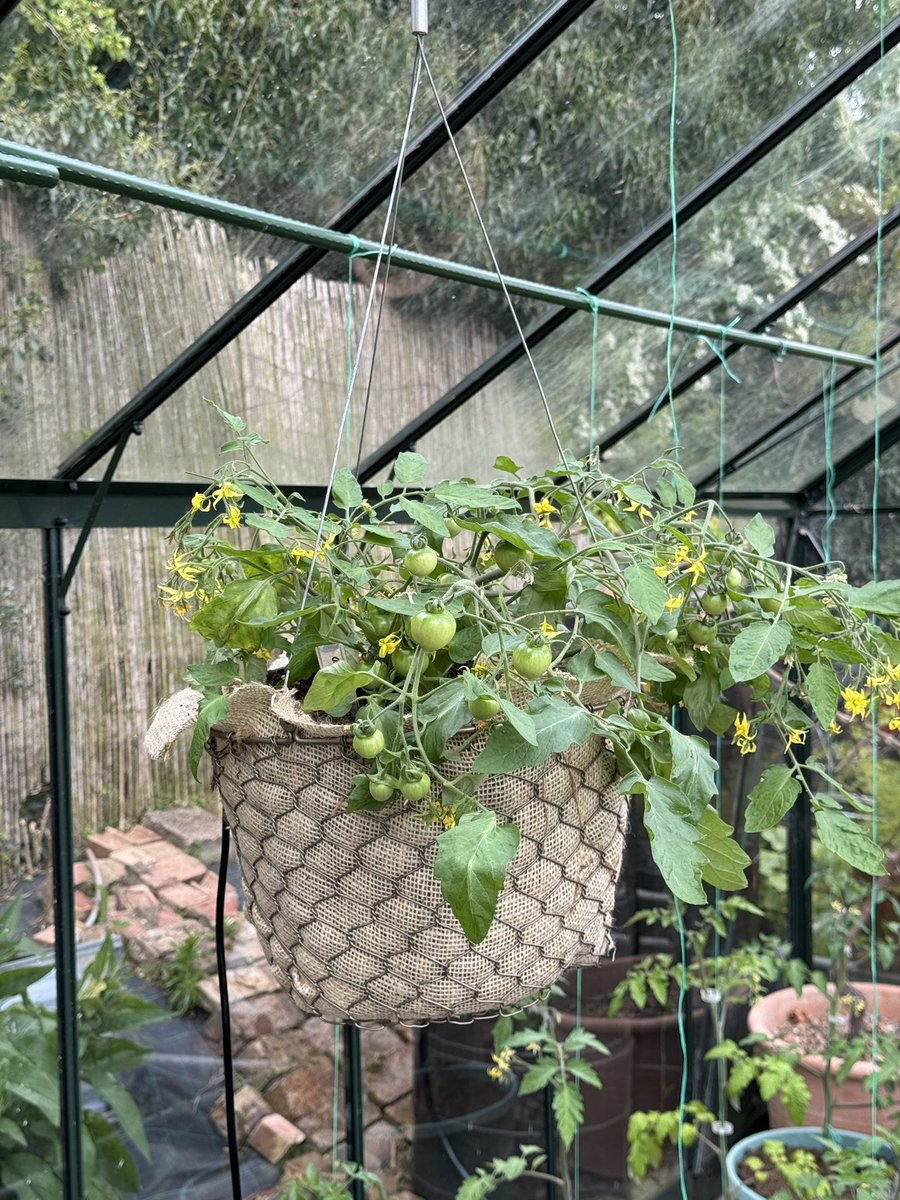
[0,150,58,187]
[0,138,875,371]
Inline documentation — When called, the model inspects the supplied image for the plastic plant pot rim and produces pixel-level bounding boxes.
[725,1126,897,1200]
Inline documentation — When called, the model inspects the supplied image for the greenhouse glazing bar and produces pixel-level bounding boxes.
[693,327,900,492]
[0,138,874,377]
[357,18,900,481]
[586,204,900,459]
[47,0,597,481]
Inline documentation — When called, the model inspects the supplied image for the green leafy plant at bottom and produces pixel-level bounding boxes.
[0,898,164,1200]
[739,1136,898,1200]
[146,930,208,1016]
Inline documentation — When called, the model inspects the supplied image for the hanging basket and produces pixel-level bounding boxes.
[147,681,627,1024]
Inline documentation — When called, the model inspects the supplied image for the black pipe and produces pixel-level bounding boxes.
[358,17,900,482]
[43,520,84,1200]
[216,818,243,1200]
[343,1025,365,1199]
[54,0,598,483]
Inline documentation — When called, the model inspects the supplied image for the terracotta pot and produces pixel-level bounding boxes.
[747,983,900,1134]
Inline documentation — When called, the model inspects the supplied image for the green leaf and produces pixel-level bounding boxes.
[365,594,419,616]
[696,807,749,892]
[745,766,802,833]
[623,564,667,623]
[416,679,469,762]
[433,811,520,943]
[806,662,840,729]
[682,663,720,730]
[84,1111,141,1195]
[332,467,363,510]
[837,579,900,616]
[189,579,279,651]
[638,656,676,683]
[728,621,791,682]
[472,695,594,774]
[493,455,521,474]
[462,512,561,559]
[184,660,240,691]
[206,400,246,432]
[814,809,885,876]
[518,1061,558,1095]
[447,624,484,664]
[0,1116,27,1147]
[391,497,449,537]
[430,481,519,511]
[707,703,738,737]
[189,694,229,779]
[619,482,655,508]
[0,964,54,1000]
[592,649,639,692]
[566,1058,603,1089]
[668,728,718,818]
[87,1072,150,1159]
[553,1081,584,1149]
[394,451,428,485]
[744,513,776,557]
[642,777,707,905]
[497,698,537,746]
[303,660,368,713]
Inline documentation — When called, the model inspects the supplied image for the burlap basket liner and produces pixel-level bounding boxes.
[149,682,627,1024]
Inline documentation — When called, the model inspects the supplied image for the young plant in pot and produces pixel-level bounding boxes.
[745,877,900,1135]
[148,406,895,1024]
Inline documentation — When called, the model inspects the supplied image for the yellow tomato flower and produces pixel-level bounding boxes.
[654,562,678,579]
[840,686,869,720]
[223,504,241,529]
[785,728,807,747]
[471,661,489,677]
[686,548,708,586]
[166,551,202,583]
[539,619,557,638]
[681,510,697,522]
[738,739,757,756]
[211,480,242,506]
[733,712,751,741]
[827,721,842,735]
[886,660,900,681]
[890,717,900,732]
[665,593,684,611]
[378,632,402,659]
[533,497,558,517]
[190,491,211,513]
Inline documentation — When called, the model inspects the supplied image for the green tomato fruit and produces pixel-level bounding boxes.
[444,517,462,538]
[404,545,438,578]
[360,660,389,687]
[493,541,534,573]
[367,777,396,803]
[759,596,781,614]
[390,646,416,677]
[687,619,717,646]
[664,627,680,644]
[725,567,743,590]
[700,593,729,617]
[408,603,457,652]
[399,770,431,801]
[467,695,501,720]
[352,725,385,759]
[512,641,553,680]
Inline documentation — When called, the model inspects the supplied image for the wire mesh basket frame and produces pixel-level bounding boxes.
[208,694,628,1026]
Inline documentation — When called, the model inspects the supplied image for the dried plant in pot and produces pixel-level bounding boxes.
[147,406,896,1024]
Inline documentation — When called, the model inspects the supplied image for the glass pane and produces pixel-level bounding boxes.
[0,185,297,477]
[0,1,546,224]
[379,42,898,482]
[389,0,895,302]
[125,254,553,484]
[724,347,900,493]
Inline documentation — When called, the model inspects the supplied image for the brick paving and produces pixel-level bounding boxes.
[37,808,420,1196]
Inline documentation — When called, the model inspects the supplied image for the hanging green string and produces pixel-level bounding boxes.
[576,288,601,450]
[345,237,382,470]
[822,361,837,562]
[869,0,887,1140]
[674,900,690,1200]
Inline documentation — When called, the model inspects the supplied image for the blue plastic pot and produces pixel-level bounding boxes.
[726,1126,897,1200]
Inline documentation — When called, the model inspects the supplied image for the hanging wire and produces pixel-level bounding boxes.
[576,288,601,451]
[294,41,424,616]
[822,361,837,562]
[415,38,588,511]
[332,1025,342,1172]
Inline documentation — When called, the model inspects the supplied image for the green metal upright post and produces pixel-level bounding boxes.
[43,519,84,1200]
